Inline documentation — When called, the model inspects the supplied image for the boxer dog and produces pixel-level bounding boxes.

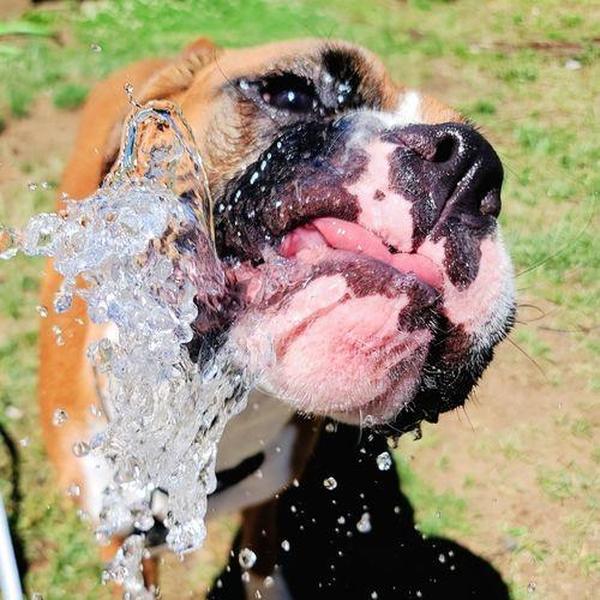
[39,38,514,598]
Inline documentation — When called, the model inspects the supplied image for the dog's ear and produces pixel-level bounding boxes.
[137,37,222,103]
[100,37,221,181]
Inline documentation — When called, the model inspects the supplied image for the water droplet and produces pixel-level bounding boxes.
[31,593,44,600]
[371,592,378,599]
[77,508,89,521]
[323,476,337,490]
[264,576,274,588]
[416,591,423,598]
[36,305,49,318]
[238,547,257,569]
[53,408,69,426]
[54,288,73,313]
[325,422,336,433]
[67,483,81,497]
[90,404,103,417]
[376,451,392,471]
[241,571,250,583]
[40,181,52,190]
[90,42,103,52]
[356,512,371,533]
[28,182,38,191]
[0,225,19,260]
[528,582,536,593]
[281,539,290,552]
[72,441,90,457]
[337,516,346,524]
[438,553,446,564]
[19,437,30,447]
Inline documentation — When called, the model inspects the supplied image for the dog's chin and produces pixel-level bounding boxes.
[225,215,514,430]
[227,238,443,425]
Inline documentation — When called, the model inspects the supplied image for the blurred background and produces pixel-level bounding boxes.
[0,0,598,598]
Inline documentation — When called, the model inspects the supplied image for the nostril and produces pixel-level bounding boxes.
[431,134,457,163]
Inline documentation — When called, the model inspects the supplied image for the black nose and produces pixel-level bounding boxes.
[385,122,504,229]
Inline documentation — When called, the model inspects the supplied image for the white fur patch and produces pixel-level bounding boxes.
[395,90,422,125]
[207,424,298,517]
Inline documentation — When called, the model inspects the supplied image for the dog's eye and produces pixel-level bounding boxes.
[258,74,318,113]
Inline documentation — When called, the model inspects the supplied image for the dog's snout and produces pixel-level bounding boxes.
[386,122,504,223]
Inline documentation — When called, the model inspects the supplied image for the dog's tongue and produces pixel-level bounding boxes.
[280,217,443,289]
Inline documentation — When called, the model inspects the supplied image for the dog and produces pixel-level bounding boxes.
[39,38,515,598]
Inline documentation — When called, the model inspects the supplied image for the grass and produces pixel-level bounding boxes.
[0,0,599,597]
[394,453,472,538]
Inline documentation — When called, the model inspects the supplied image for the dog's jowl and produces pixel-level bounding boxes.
[39,38,515,598]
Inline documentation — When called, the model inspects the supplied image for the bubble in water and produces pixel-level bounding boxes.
[438,553,446,564]
[281,540,290,552]
[52,408,69,426]
[371,592,378,599]
[376,451,392,471]
[72,441,90,457]
[323,476,337,490]
[54,287,74,313]
[356,512,371,534]
[238,547,257,570]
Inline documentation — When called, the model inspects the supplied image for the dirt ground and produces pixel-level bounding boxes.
[1,61,598,600]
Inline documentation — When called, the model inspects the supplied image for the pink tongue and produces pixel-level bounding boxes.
[280,217,443,289]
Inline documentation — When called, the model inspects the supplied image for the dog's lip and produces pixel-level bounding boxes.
[279,217,444,290]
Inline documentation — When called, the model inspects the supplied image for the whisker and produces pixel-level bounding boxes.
[506,335,548,379]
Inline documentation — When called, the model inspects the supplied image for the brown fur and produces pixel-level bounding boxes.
[39,37,460,590]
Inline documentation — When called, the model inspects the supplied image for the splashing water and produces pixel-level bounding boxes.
[1,101,275,596]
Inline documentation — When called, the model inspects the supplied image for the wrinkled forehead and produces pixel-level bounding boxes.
[182,38,463,126]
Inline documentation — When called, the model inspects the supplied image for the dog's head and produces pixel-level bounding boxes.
[131,38,515,431]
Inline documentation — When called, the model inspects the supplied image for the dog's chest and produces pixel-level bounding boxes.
[216,389,294,471]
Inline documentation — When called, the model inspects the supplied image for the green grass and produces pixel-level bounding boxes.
[52,83,89,110]
[394,453,472,538]
[1,0,599,597]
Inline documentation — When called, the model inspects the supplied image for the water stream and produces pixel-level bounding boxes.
[1,101,272,597]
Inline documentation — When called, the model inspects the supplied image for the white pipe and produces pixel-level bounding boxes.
[0,493,23,600]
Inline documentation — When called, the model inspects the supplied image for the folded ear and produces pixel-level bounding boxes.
[137,36,222,104]
[100,37,222,182]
